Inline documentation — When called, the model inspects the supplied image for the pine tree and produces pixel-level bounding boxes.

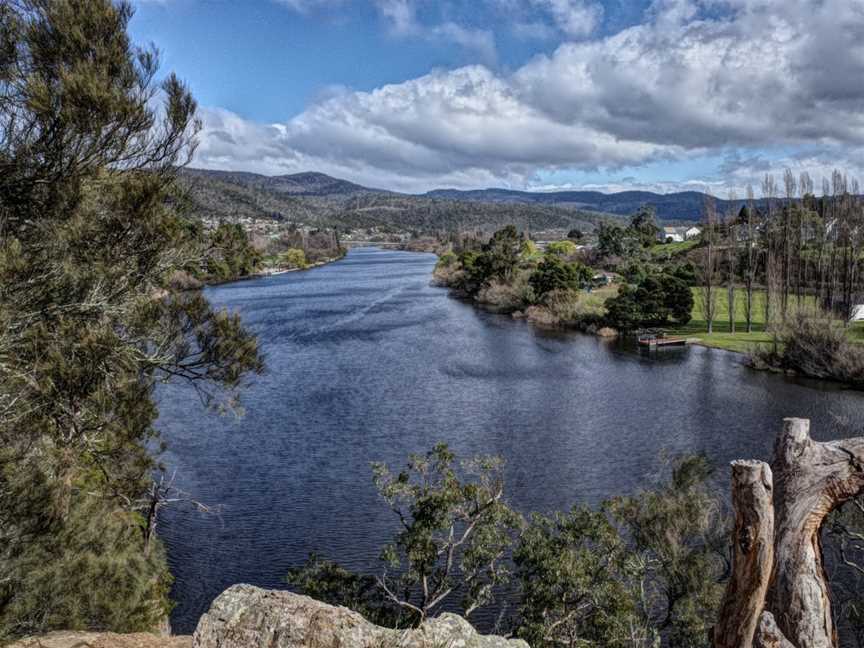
[0,0,262,637]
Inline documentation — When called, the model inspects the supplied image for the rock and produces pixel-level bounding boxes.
[7,631,191,648]
[192,584,529,648]
[595,326,618,338]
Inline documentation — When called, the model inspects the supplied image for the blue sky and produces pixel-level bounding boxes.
[129,0,864,194]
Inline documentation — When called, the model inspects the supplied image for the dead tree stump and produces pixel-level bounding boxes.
[715,418,864,648]
[714,460,774,648]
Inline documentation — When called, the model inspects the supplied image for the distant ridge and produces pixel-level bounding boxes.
[424,187,740,221]
[182,168,386,197]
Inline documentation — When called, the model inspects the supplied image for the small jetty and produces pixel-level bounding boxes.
[637,332,687,347]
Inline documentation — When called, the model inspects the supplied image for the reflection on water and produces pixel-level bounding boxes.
[156,247,861,632]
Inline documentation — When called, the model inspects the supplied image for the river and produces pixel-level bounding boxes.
[156,247,863,633]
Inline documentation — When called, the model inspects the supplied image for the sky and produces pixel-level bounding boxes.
[129,0,864,195]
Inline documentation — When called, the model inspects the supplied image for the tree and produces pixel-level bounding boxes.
[743,187,759,334]
[629,206,660,248]
[280,248,308,269]
[546,240,579,257]
[206,222,262,280]
[609,457,727,647]
[289,445,523,627]
[598,222,630,258]
[697,195,720,334]
[603,271,693,330]
[530,256,592,299]
[515,508,650,648]
[372,444,524,622]
[713,419,864,648]
[567,228,584,241]
[479,225,523,282]
[0,0,262,636]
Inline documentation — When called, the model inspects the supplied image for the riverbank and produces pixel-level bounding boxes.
[202,253,346,287]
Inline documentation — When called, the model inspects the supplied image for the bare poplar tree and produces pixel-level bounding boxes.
[762,174,778,328]
[782,169,798,320]
[699,193,719,334]
[744,185,758,333]
[726,191,739,334]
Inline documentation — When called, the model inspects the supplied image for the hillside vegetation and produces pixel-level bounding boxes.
[178,168,614,235]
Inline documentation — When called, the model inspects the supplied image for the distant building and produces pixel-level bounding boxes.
[658,225,701,243]
[684,226,702,240]
[660,226,685,243]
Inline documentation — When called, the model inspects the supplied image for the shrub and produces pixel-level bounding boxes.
[436,251,458,268]
[280,248,308,269]
[529,256,592,299]
[546,240,579,257]
[476,273,534,312]
[753,312,864,387]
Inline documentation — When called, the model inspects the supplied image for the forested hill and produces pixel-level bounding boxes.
[180,168,773,226]
[426,188,757,221]
[178,168,615,234]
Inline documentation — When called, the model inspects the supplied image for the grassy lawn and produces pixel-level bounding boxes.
[580,284,619,315]
[666,288,776,353]
[583,282,864,354]
[649,240,698,258]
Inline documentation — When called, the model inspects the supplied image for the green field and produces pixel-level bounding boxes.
[649,240,698,258]
[667,288,864,353]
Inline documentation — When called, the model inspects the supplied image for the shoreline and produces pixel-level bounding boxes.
[202,254,346,288]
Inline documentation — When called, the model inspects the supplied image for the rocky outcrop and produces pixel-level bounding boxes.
[7,632,191,648]
[192,584,529,648]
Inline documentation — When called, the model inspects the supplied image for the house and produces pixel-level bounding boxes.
[660,226,685,243]
[684,226,702,240]
[658,225,702,243]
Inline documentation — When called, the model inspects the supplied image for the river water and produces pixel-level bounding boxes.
[156,247,863,633]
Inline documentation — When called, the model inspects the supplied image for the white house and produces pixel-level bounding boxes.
[684,226,702,240]
[661,226,684,243]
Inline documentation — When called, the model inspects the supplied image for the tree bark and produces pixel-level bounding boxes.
[715,418,864,648]
[714,460,774,648]
[755,612,796,648]
[767,418,864,648]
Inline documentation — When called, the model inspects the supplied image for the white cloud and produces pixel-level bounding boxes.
[529,0,603,38]
[194,0,864,193]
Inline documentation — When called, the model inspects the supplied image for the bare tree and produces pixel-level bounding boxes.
[698,194,720,334]
[782,169,798,320]
[762,175,778,328]
[726,191,739,334]
[744,185,759,333]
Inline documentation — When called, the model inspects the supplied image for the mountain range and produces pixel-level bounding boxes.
[179,168,749,234]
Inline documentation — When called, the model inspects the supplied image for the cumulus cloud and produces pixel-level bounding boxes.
[529,0,603,37]
[193,0,864,193]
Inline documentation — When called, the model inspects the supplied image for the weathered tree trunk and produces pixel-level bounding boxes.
[755,612,796,648]
[767,418,864,648]
[715,418,864,648]
[714,460,774,648]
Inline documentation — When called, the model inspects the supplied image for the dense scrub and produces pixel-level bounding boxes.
[287,446,727,647]
[0,1,262,638]
[751,312,864,387]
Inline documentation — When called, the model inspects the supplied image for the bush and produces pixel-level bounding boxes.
[603,271,693,330]
[753,312,864,387]
[476,273,534,312]
[0,468,173,639]
[529,256,592,299]
[546,240,579,257]
[436,251,458,268]
[280,248,308,269]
